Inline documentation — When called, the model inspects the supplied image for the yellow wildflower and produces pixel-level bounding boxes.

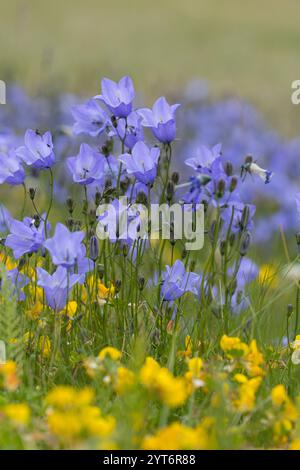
[177,335,193,359]
[114,367,135,394]
[0,360,19,391]
[220,335,249,358]
[98,346,122,361]
[234,376,262,413]
[3,403,30,426]
[140,357,188,408]
[142,422,210,450]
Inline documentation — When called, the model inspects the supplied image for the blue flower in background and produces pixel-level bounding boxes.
[0,150,25,185]
[5,268,29,301]
[221,202,256,234]
[37,266,81,311]
[95,76,135,118]
[229,257,259,289]
[161,260,200,301]
[16,129,55,169]
[138,97,180,143]
[185,143,222,170]
[119,141,160,185]
[0,205,12,232]
[6,216,48,259]
[43,223,85,268]
[67,143,105,185]
[72,99,110,137]
[111,111,144,149]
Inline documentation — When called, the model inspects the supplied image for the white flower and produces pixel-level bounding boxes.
[250,162,273,184]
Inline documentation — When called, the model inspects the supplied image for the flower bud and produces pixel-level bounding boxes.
[66,197,74,215]
[171,172,180,184]
[29,187,36,201]
[240,231,251,256]
[296,232,300,249]
[229,176,238,193]
[90,235,99,261]
[240,205,250,230]
[216,179,226,198]
[225,161,233,177]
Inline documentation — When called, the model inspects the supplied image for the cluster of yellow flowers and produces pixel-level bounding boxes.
[2,333,300,449]
[142,421,212,450]
[45,386,115,447]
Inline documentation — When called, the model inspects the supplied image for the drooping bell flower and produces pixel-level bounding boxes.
[16,129,55,169]
[94,76,135,118]
[138,97,180,143]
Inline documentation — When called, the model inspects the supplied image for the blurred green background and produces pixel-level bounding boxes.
[1,0,300,135]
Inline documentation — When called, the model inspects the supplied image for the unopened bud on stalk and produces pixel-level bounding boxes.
[66,197,74,215]
[171,172,179,184]
[225,161,233,177]
[240,205,250,230]
[29,187,36,201]
[240,231,251,256]
[90,235,99,261]
[216,179,226,198]
[229,176,238,193]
